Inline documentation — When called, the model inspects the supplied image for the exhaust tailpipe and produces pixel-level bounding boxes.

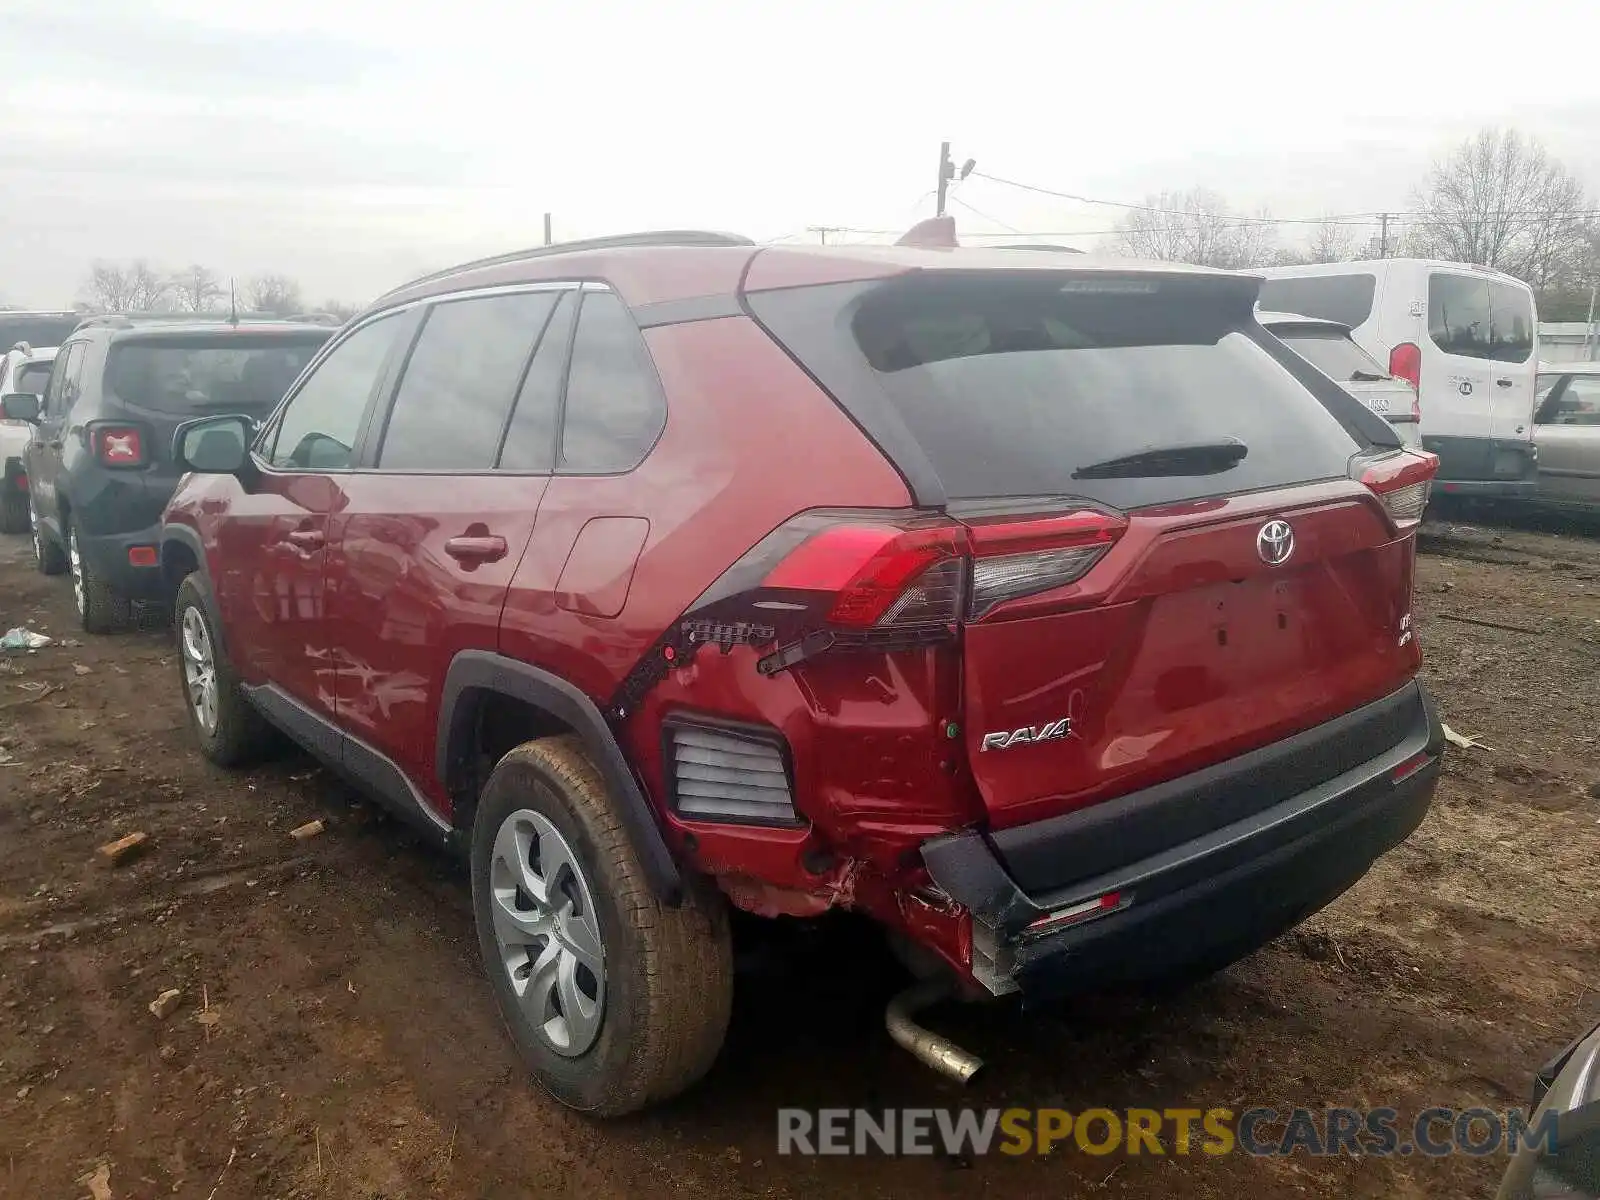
[885,979,984,1084]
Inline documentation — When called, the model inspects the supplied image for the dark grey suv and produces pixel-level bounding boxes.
[1,316,333,631]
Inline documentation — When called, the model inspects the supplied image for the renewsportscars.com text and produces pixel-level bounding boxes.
[776,1106,1558,1158]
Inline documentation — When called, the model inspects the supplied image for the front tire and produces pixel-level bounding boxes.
[173,574,274,767]
[471,736,733,1116]
[68,520,131,634]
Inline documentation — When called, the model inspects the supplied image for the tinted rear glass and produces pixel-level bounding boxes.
[1255,274,1376,328]
[847,276,1362,505]
[104,334,329,416]
[1428,273,1534,364]
[15,362,54,394]
[0,316,80,348]
[1274,328,1388,381]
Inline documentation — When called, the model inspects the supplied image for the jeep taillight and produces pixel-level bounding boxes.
[92,425,146,468]
[1360,449,1438,530]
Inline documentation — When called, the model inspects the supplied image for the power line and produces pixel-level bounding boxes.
[946,193,1024,233]
[971,169,1600,226]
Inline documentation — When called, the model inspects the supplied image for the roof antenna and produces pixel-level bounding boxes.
[228,278,239,327]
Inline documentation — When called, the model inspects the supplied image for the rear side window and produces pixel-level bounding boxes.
[558,291,666,474]
[1428,274,1534,364]
[15,362,53,395]
[782,275,1364,508]
[1272,328,1389,382]
[377,291,558,471]
[105,335,328,416]
[1256,274,1376,328]
[499,292,577,473]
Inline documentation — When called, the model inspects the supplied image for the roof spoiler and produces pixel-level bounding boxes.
[895,216,959,249]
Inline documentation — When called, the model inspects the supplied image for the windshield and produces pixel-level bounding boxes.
[840,275,1363,507]
[104,334,329,416]
[1274,327,1390,382]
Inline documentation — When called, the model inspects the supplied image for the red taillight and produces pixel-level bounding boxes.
[127,546,158,568]
[1389,342,1421,391]
[764,523,966,628]
[93,426,145,468]
[963,509,1127,620]
[1361,449,1439,529]
[14,473,26,492]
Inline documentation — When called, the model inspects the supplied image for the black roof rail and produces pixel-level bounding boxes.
[380,230,754,299]
[71,314,136,331]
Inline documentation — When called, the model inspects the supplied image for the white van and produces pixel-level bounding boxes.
[1256,259,1539,497]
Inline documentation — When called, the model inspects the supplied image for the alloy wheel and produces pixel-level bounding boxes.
[180,606,219,734]
[489,809,607,1057]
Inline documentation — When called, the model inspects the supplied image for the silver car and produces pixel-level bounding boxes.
[1496,1013,1600,1198]
[1532,364,1600,513]
[1258,310,1422,448]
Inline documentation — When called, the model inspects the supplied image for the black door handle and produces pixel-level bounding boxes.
[1496,379,1514,388]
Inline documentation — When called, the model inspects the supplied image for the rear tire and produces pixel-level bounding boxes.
[0,489,26,535]
[173,574,274,767]
[471,736,733,1116]
[68,520,131,635]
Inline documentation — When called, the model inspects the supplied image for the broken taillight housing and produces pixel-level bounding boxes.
[1360,449,1439,530]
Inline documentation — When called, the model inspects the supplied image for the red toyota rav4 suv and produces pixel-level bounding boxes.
[160,230,1445,1116]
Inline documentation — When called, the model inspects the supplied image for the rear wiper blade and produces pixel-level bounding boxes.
[1349,370,1388,382]
[1072,439,1247,480]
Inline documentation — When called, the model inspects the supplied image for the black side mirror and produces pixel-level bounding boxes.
[174,414,253,474]
[1,393,41,423]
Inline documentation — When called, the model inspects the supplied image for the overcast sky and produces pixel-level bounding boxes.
[2,0,1597,308]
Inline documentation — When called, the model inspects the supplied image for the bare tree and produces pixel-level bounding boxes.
[1304,216,1358,264]
[80,259,173,312]
[247,274,304,317]
[171,264,224,313]
[1408,128,1596,291]
[1102,188,1278,269]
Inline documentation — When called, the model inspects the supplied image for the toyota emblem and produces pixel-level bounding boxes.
[1257,520,1294,566]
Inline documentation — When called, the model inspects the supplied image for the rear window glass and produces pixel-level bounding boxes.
[1428,274,1534,364]
[15,362,53,394]
[1255,274,1376,328]
[1272,328,1389,382]
[104,335,329,416]
[848,277,1363,506]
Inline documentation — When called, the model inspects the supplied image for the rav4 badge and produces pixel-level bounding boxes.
[981,718,1072,751]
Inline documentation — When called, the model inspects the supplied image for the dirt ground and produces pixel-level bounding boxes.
[1,513,1597,1200]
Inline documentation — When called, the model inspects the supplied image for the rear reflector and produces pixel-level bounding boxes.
[1022,890,1130,939]
[127,546,158,568]
[14,473,25,492]
[1391,751,1433,784]
[1360,450,1439,529]
[665,722,799,826]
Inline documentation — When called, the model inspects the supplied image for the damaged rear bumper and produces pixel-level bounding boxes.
[922,680,1445,999]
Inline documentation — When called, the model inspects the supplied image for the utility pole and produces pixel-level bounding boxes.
[936,142,954,217]
[1378,213,1390,258]
[934,143,976,217]
[543,213,553,246]
[806,226,845,245]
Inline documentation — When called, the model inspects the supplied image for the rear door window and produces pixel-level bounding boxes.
[376,291,557,471]
[1550,377,1600,425]
[1256,274,1377,327]
[105,335,329,417]
[1428,274,1534,364]
[841,275,1363,508]
[45,344,84,419]
[499,292,577,473]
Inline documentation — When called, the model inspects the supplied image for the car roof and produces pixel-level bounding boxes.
[1540,362,1600,376]
[374,229,1248,315]
[1254,257,1532,287]
[83,320,337,344]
